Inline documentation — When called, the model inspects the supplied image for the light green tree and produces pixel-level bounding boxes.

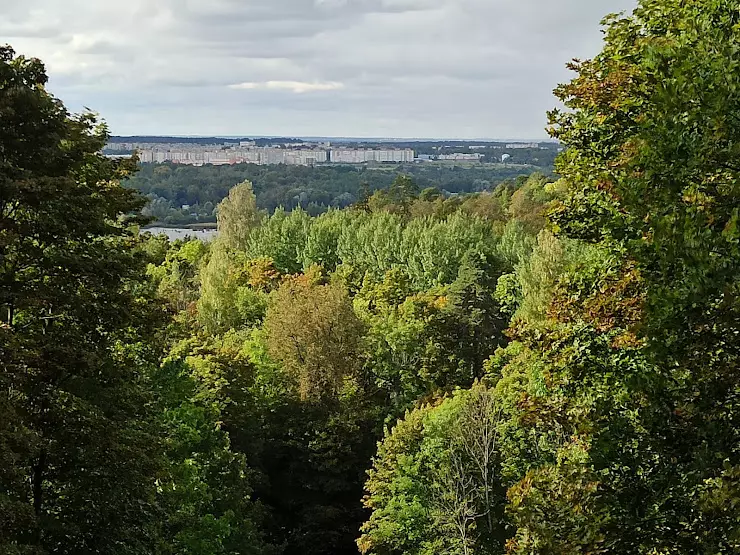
[359,384,507,555]
[217,180,263,250]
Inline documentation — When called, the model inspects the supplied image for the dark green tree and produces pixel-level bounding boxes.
[152,355,275,555]
[0,46,163,553]
[356,182,372,213]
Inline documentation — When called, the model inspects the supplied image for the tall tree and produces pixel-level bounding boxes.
[359,384,507,555]
[0,46,164,553]
[499,2,740,552]
[217,180,263,251]
[152,355,275,555]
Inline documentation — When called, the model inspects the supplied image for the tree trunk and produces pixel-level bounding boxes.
[33,449,46,517]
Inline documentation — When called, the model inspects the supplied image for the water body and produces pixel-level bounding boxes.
[143,227,219,242]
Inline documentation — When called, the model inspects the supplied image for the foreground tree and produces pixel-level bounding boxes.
[0,46,164,553]
[153,355,275,555]
[499,1,740,552]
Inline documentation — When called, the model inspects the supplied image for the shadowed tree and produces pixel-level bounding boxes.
[0,45,164,554]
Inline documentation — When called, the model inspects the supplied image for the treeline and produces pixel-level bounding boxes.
[401,142,559,166]
[126,162,546,224]
[2,1,740,554]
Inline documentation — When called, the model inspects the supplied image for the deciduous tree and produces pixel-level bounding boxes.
[264,276,365,400]
[0,45,162,553]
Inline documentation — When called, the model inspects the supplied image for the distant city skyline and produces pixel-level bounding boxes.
[2,0,637,139]
[109,135,560,143]
[110,135,561,142]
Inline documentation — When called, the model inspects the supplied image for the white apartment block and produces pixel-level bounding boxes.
[123,143,415,167]
[133,147,328,166]
[138,150,154,163]
[330,149,414,164]
[438,153,484,161]
[284,150,328,165]
[505,142,540,149]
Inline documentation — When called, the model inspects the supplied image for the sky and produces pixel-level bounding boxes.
[2,0,637,139]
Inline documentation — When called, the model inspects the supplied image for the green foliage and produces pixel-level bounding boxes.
[512,230,604,325]
[13,3,740,551]
[506,173,557,233]
[126,162,548,224]
[494,274,522,318]
[354,251,508,413]
[498,1,740,553]
[367,174,420,215]
[495,220,538,268]
[217,180,263,251]
[0,42,553,555]
[147,238,208,313]
[0,45,161,553]
[300,209,348,272]
[245,208,312,274]
[359,384,508,555]
[152,358,272,555]
[264,276,365,400]
[171,173,528,554]
[197,242,244,334]
[358,404,432,555]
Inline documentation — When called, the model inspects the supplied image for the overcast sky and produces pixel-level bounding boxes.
[2,0,637,139]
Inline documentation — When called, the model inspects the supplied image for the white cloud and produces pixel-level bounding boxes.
[229,80,345,93]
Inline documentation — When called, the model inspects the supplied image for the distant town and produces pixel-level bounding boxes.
[104,137,558,167]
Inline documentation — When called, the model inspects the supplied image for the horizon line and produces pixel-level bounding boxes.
[110,134,557,142]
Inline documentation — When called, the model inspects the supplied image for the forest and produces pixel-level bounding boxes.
[126,162,546,225]
[1,1,739,554]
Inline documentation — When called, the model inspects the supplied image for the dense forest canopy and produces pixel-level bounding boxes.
[125,162,549,224]
[1,1,739,554]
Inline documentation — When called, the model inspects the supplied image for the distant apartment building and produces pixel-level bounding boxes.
[505,142,540,149]
[133,146,327,167]
[259,148,327,165]
[239,151,262,164]
[438,153,484,161]
[283,149,328,165]
[138,150,154,163]
[330,148,414,164]
[122,143,415,167]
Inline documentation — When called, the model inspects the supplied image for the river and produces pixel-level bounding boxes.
[143,227,219,242]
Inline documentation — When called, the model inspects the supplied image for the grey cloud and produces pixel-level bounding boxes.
[4,0,638,138]
[0,23,63,39]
